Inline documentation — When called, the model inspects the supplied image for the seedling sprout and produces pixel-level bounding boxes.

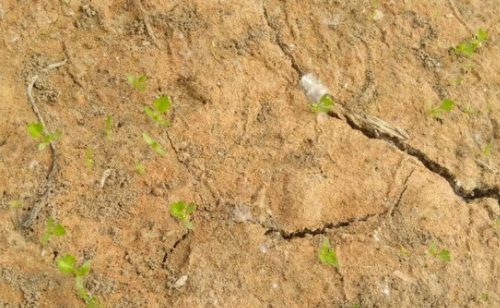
[427,99,454,119]
[454,29,488,57]
[145,96,171,126]
[27,122,63,151]
[169,201,196,230]
[85,149,94,169]
[126,73,146,91]
[105,116,112,139]
[8,200,23,208]
[56,254,104,308]
[318,238,339,267]
[135,162,146,175]
[425,240,450,262]
[42,217,66,244]
[308,94,334,113]
[142,133,166,156]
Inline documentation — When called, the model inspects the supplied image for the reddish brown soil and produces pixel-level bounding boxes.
[1,1,499,307]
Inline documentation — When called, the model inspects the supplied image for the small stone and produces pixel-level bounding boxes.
[152,188,164,197]
[172,275,188,289]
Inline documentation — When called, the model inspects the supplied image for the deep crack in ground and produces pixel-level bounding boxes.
[260,2,499,240]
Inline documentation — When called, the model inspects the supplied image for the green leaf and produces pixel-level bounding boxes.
[153,144,166,157]
[142,133,153,145]
[27,122,43,138]
[186,202,196,215]
[184,221,193,230]
[154,96,171,114]
[135,162,146,175]
[482,142,492,157]
[308,94,334,113]
[8,200,23,208]
[138,75,147,83]
[54,224,66,236]
[437,249,450,262]
[425,241,437,255]
[170,201,185,219]
[439,99,454,112]
[318,238,339,267]
[41,233,51,244]
[144,107,155,120]
[57,254,76,274]
[475,28,488,42]
[38,142,47,151]
[52,130,63,140]
[158,119,171,126]
[105,116,112,139]
[76,260,91,277]
[46,217,54,230]
[126,74,135,84]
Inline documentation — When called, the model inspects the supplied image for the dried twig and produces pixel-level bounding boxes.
[21,60,67,228]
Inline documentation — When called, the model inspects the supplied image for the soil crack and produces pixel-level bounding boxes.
[338,115,500,205]
[262,3,303,76]
[265,213,378,239]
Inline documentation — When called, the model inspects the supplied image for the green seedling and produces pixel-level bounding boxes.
[493,218,500,228]
[462,104,476,116]
[427,99,454,119]
[42,217,66,244]
[425,241,450,262]
[318,238,339,267]
[308,94,334,113]
[399,246,411,257]
[142,133,166,156]
[450,77,463,86]
[477,293,489,302]
[85,149,94,169]
[56,254,104,308]
[27,122,62,151]
[126,73,146,91]
[8,200,23,208]
[169,201,195,230]
[134,162,146,175]
[145,96,171,126]
[482,142,492,157]
[454,28,488,57]
[105,116,112,139]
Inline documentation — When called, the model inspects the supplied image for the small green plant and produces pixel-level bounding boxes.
[142,133,166,156]
[308,94,334,113]
[450,77,463,86]
[105,116,112,140]
[126,74,146,91]
[454,28,488,57]
[85,149,94,169]
[56,254,104,308]
[42,217,66,244]
[8,200,23,208]
[425,241,450,262]
[427,99,454,119]
[477,293,489,302]
[145,96,171,126]
[318,238,339,267]
[27,122,63,151]
[169,201,195,230]
[482,142,492,157]
[493,218,500,228]
[462,104,476,116]
[399,246,411,257]
[134,162,146,175]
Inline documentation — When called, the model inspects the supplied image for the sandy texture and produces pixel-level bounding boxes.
[1,0,499,307]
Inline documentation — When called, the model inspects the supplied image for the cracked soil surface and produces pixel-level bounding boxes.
[1,0,500,307]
